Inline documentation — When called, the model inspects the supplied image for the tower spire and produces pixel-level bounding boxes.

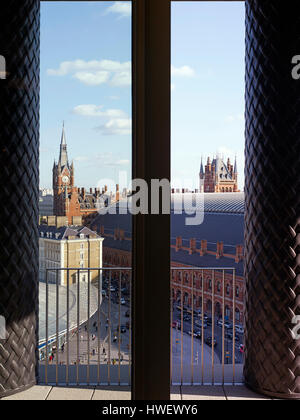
[200,156,204,176]
[59,122,68,167]
[234,155,238,173]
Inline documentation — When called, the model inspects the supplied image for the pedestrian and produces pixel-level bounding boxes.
[103,347,106,355]
[61,343,65,353]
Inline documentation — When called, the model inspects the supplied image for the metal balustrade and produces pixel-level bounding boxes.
[171,267,244,386]
[39,268,132,387]
[39,266,243,387]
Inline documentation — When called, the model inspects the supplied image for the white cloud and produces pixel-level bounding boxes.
[48,59,194,87]
[96,118,132,136]
[47,59,131,87]
[73,71,110,86]
[73,104,126,119]
[171,65,195,78]
[105,2,131,19]
[110,71,131,87]
[73,104,131,136]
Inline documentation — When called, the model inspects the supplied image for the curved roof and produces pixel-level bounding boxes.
[171,192,244,215]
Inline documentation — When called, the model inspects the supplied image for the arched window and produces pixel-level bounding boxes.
[208,279,212,290]
[184,293,189,306]
[225,306,231,319]
[235,308,240,322]
[217,282,221,293]
[226,284,230,295]
[236,286,240,298]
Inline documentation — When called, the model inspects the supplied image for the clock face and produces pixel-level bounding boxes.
[62,175,69,184]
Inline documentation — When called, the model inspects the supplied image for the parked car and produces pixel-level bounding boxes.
[195,319,208,329]
[235,325,244,335]
[120,298,126,305]
[217,320,232,329]
[188,330,201,339]
[205,337,217,347]
[206,316,212,326]
[120,325,127,333]
[183,315,191,322]
[225,331,240,342]
[172,320,181,329]
[110,286,116,292]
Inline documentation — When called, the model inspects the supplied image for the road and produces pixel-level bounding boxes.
[172,308,244,365]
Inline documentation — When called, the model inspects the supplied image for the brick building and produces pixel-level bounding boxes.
[90,193,245,324]
[52,124,101,225]
[199,155,239,193]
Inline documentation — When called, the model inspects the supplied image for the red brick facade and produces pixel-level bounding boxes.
[200,156,239,193]
[53,126,99,225]
[97,225,245,324]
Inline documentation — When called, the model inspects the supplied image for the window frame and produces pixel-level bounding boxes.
[40,0,245,401]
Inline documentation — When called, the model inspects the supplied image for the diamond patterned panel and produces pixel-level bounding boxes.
[0,1,39,398]
[244,0,300,399]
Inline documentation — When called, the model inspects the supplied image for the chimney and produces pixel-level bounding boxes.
[90,188,93,194]
[216,242,224,259]
[81,188,85,200]
[189,238,196,255]
[235,245,243,263]
[175,236,182,252]
[200,240,207,256]
[104,185,108,193]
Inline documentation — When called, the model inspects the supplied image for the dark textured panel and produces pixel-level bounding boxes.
[0,0,39,397]
[244,0,300,399]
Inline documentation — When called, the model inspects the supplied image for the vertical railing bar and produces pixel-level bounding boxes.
[222,269,225,385]
[201,269,204,385]
[232,269,236,385]
[118,271,121,386]
[45,270,49,385]
[129,270,132,385]
[108,270,111,385]
[191,269,194,386]
[211,269,215,385]
[66,270,70,386]
[170,270,173,386]
[97,269,101,385]
[56,269,59,386]
[180,270,184,386]
[77,269,80,385]
[87,269,90,385]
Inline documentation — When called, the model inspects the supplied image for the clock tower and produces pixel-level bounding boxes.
[53,124,80,221]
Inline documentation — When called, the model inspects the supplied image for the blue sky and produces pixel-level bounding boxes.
[40,1,245,191]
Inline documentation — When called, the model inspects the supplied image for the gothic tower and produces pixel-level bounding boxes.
[53,124,80,221]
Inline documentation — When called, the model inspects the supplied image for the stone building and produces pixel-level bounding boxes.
[199,155,239,193]
[39,218,104,286]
